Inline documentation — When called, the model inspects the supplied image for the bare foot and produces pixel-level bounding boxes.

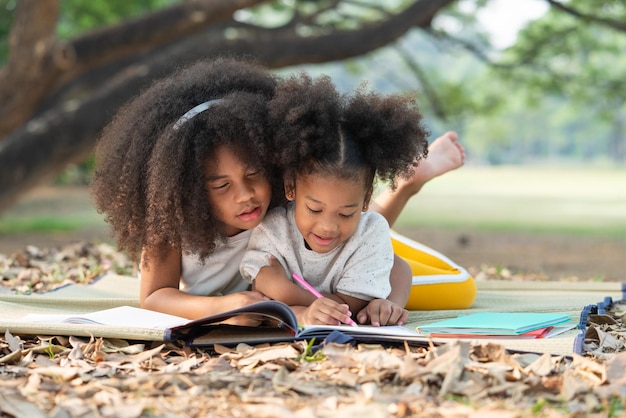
[371,131,465,227]
[397,131,465,195]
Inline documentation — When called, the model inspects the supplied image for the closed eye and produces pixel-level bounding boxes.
[306,206,321,214]
[210,182,229,190]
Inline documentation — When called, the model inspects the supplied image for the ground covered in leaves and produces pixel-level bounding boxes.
[1,242,626,417]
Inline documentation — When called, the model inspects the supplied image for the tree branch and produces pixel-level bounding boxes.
[35,0,458,115]
[0,0,63,139]
[424,28,504,67]
[66,0,267,79]
[546,0,626,32]
[0,0,266,140]
[394,44,448,121]
[0,0,458,213]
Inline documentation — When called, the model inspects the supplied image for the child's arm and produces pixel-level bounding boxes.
[253,258,317,306]
[387,255,412,307]
[356,254,410,326]
[256,273,356,326]
[254,259,359,326]
[140,247,267,320]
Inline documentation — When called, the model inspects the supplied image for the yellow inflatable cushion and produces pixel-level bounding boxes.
[391,230,476,310]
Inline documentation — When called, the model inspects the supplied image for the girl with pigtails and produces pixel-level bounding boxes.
[240,73,430,326]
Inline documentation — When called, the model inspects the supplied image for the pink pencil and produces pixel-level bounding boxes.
[292,273,358,327]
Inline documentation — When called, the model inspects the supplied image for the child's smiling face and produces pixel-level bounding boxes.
[204,145,272,237]
[287,172,370,253]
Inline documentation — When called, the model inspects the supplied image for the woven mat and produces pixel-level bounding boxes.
[1,274,624,354]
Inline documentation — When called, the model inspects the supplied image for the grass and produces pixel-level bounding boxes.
[392,165,626,238]
[0,186,106,236]
[1,166,626,238]
[0,216,101,235]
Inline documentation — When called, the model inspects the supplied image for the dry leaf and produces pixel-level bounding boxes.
[0,393,47,418]
[0,347,22,365]
[560,369,593,401]
[3,330,21,352]
[234,344,301,367]
[524,353,553,377]
[589,314,618,326]
[3,240,626,417]
[604,350,626,384]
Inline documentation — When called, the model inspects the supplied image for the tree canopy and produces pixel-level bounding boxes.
[0,0,624,214]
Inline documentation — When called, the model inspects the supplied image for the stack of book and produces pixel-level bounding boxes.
[418,312,576,339]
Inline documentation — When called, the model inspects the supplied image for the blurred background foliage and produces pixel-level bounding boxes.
[1,0,624,184]
[1,0,624,276]
[294,0,626,166]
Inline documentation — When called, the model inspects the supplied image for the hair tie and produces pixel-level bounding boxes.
[173,98,224,130]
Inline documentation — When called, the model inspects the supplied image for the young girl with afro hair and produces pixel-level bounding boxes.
[240,73,429,326]
[91,57,469,324]
[91,58,282,320]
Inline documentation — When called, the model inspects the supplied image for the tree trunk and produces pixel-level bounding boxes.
[0,0,455,214]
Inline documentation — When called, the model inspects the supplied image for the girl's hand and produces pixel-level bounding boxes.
[300,298,354,326]
[356,299,408,327]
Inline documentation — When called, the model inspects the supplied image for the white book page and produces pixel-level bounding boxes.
[18,306,188,330]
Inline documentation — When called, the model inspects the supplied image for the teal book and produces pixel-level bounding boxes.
[418,312,572,335]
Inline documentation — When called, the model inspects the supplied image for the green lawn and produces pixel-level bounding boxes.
[1,166,626,238]
[393,165,626,238]
[0,187,106,235]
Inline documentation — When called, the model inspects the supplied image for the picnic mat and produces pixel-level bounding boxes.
[0,274,150,341]
[1,274,624,355]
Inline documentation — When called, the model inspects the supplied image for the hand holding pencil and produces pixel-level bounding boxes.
[292,273,358,327]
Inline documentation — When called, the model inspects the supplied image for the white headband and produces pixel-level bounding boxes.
[172,98,224,130]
